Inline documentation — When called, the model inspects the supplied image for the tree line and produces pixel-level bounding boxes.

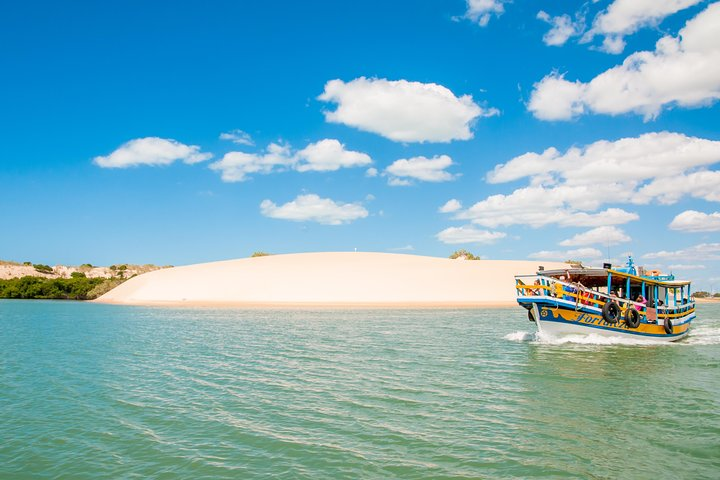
[0,276,112,300]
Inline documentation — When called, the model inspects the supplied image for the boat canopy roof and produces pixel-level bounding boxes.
[538,267,691,288]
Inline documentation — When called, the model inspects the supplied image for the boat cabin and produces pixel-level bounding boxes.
[536,264,693,308]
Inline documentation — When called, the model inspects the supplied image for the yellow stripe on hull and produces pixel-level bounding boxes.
[537,305,691,338]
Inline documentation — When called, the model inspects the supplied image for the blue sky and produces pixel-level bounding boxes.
[1,0,719,290]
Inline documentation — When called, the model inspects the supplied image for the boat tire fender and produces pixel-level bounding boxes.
[602,301,620,324]
[625,308,640,328]
[663,318,673,335]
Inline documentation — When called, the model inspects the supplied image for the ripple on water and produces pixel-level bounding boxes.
[0,301,719,479]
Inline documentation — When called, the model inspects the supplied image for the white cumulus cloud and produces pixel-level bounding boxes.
[93,137,212,168]
[209,139,372,182]
[454,185,639,228]
[260,194,368,225]
[668,264,706,270]
[669,210,720,232]
[295,139,372,172]
[387,177,413,187]
[528,248,604,262]
[389,245,415,252]
[537,11,584,47]
[450,131,717,245]
[219,129,254,146]
[636,171,720,204]
[643,243,720,261]
[439,199,462,213]
[526,73,587,121]
[559,226,631,247]
[464,0,509,27]
[447,132,720,230]
[436,225,506,245]
[385,155,458,185]
[209,143,293,182]
[319,77,496,143]
[585,0,703,54]
[529,3,720,120]
[486,132,720,206]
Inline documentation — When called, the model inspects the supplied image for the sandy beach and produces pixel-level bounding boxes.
[96,252,569,307]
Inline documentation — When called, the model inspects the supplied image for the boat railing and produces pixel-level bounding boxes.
[514,274,694,319]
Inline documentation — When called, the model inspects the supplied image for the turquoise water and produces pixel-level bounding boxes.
[1,301,719,479]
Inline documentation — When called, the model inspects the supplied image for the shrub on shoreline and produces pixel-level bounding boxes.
[449,249,480,260]
[0,276,121,300]
[33,264,54,274]
[85,278,126,299]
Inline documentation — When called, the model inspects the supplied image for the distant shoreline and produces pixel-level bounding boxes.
[695,297,720,303]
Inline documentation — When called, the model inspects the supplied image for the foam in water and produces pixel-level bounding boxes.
[504,330,668,346]
[681,326,720,345]
[504,331,535,342]
[534,331,668,346]
[505,326,720,346]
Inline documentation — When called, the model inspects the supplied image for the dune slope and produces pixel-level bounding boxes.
[96,252,569,307]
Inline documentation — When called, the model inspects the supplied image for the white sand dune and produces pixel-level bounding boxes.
[96,252,569,307]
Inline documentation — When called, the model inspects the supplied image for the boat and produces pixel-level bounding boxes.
[514,257,695,342]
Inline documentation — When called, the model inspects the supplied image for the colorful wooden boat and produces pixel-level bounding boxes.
[515,258,695,342]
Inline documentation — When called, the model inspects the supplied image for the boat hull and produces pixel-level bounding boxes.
[526,300,693,343]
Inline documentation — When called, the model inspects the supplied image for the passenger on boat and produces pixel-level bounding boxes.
[533,279,542,295]
[634,295,647,310]
[562,281,576,301]
[577,283,592,305]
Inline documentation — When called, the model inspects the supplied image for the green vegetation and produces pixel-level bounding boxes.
[0,260,169,301]
[251,252,272,257]
[33,264,54,274]
[0,260,168,301]
[86,278,126,299]
[565,259,584,268]
[694,291,720,299]
[0,276,114,300]
[449,249,481,260]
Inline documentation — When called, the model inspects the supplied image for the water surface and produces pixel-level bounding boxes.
[1,300,719,478]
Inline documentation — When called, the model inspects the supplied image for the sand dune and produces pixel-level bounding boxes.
[96,252,569,307]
